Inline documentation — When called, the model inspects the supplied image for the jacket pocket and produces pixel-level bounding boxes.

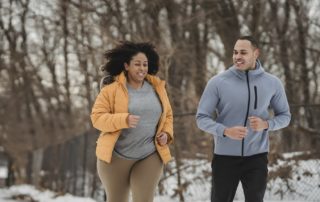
[254,86,258,109]
[96,132,119,163]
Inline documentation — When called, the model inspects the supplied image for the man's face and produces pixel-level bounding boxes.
[233,39,259,71]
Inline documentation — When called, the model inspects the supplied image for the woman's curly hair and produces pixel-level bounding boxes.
[101,41,159,76]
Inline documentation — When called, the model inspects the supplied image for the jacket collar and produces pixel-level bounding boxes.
[230,60,265,80]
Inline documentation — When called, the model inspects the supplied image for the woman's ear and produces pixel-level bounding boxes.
[124,63,129,71]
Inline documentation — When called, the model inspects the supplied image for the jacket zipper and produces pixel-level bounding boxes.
[243,71,251,156]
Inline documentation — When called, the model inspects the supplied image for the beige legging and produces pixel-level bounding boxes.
[97,152,163,202]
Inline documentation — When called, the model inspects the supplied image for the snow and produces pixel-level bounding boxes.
[156,154,320,202]
[0,183,311,202]
[0,184,304,202]
[0,184,310,202]
[0,185,95,202]
[0,167,8,178]
[0,153,319,202]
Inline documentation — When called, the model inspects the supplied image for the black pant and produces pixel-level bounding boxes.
[211,153,268,202]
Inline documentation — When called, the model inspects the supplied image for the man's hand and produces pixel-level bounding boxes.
[248,116,268,131]
[127,114,140,128]
[156,132,168,146]
[224,126,248,140]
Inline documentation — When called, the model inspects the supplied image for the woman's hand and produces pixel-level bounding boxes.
[156,132,168,146]
[127,114,140,128]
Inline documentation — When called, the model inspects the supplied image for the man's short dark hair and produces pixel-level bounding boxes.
[238,36,259,49]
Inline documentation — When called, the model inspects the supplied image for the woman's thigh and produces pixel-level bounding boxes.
[97,155,135,202]
[130,152,164,202]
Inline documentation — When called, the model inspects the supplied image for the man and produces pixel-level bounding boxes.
[196,36,291,202]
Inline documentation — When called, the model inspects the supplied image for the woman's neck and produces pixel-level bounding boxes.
[127,80,144,89]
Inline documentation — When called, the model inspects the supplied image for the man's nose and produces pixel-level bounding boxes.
[234,54,242,59]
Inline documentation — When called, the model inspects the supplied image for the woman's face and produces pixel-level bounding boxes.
[125,52,148,88]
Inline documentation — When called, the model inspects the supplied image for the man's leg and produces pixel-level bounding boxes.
[211,155,241,202]
[240,153,268,202]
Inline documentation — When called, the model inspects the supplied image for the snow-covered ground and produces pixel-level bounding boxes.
[0,152,319,202]
[0,185,305,202]
[158,153,320,202]
[0,185,95,202]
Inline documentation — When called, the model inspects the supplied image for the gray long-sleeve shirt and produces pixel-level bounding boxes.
[196,61,291,156]
[114,81,162,159]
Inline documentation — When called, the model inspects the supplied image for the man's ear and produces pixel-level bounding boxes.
[254,48,260,59]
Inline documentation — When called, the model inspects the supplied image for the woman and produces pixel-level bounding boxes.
[91,41,174,202]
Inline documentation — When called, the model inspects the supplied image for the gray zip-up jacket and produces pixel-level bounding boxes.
[196,61,291,156]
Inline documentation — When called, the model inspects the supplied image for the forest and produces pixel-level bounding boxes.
[0,0,319,201]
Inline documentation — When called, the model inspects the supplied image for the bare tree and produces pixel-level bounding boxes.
[0,0,319,199]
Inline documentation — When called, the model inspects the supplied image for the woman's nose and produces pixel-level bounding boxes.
[139,64,147,69]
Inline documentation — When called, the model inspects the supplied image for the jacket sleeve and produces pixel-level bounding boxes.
[196,77,226,137]
[91,87,129,132]
[267,78,291,131]
[161,87,174,144]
